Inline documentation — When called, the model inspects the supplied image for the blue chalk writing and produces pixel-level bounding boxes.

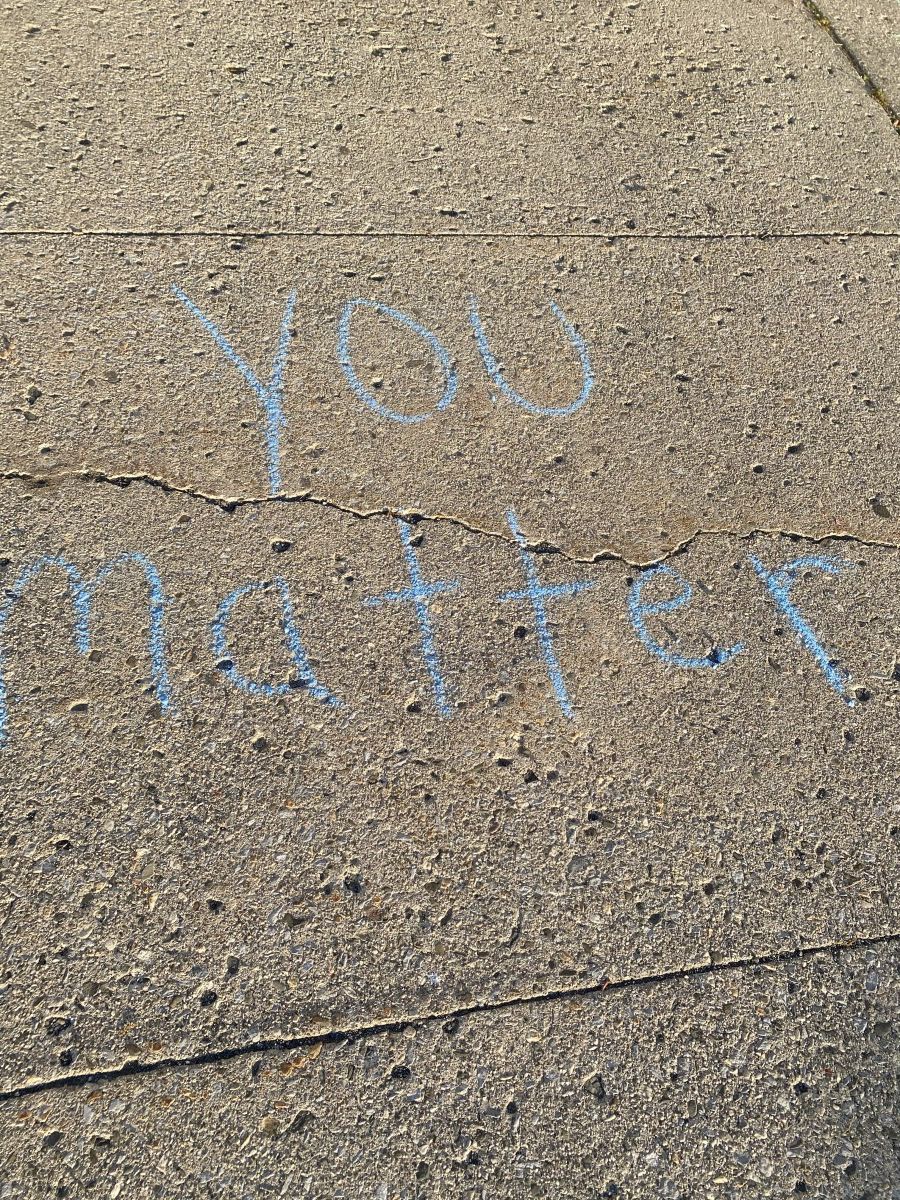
[749,553,854,703]
[628,565,744,670]
[171,284,296,495]
[468,296,594,417]
[0,552,175,746]
[500,509,596,718]
[337,298,458,424]
[211,578,339,705]
[364,520,460,715]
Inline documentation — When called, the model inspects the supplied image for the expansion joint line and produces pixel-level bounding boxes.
[3,229,900,240]
[0,929,897,1102]
[801,0,900,131]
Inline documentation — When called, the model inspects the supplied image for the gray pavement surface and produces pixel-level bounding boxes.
[0,478,896,1089]
[1,944,897,1199]
[2,0,900,234]
[0,0,898,1196]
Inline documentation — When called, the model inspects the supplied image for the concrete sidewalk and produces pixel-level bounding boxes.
[0,2,898,1197]
[3,945,897,1198]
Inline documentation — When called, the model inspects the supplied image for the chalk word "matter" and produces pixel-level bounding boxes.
[0,514,855,746]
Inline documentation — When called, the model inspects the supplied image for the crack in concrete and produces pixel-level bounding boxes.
[3,466,900,568]
[801,0,900,131]
[1,928,897,1102]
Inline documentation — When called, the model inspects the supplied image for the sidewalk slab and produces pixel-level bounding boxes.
[2,0,899,1190]
[1,944,896,1198]
[2,234,900,562]
[2,0,900,233]
[0,477,895,1086]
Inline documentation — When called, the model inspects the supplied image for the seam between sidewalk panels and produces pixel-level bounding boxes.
[801,0,900,131]
[3,229,900,240]
[1,930,897,1102]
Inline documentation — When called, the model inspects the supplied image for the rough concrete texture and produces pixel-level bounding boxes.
[2,0,900,234]
[3,235,900,561]
[1,944,897,1198]
[1,0,899,1195]
[0,476,896,1091]
[814,1,900,119]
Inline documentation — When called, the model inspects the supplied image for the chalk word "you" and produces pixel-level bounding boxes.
[171,286,594,493]
[0,512,855,746]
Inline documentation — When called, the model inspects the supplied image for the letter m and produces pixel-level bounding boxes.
[0,553,175,745]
